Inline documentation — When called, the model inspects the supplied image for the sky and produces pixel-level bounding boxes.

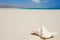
[0,0,60,8]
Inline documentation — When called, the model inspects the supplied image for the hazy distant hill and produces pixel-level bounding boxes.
[0,5,25,8]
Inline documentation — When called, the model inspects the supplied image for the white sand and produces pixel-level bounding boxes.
[0,8,60,40]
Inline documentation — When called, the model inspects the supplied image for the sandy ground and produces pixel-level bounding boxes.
[0,8,60,40]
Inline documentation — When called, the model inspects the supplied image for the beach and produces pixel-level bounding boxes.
[0,8,60,40]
